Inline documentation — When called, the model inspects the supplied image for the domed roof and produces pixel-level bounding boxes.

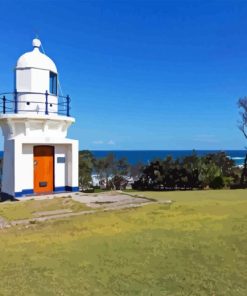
[16,39,57,73]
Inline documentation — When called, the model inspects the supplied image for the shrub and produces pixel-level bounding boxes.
[82,188,94,193]
[209,176,224,189]
[230,183,247,189]
[223,176,234,188]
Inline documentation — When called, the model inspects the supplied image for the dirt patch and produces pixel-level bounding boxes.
[0,217,7,229]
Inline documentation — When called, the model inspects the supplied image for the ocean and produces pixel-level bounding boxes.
[0,150,245,166]
[91,150,246,166]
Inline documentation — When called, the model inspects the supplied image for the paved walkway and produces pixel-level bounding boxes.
[72,192,151,209]
[0,191,166,229]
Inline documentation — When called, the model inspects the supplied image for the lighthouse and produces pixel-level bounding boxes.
[0,39,79,198]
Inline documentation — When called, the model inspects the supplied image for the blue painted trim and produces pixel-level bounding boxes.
[65,186,79,192]
[22,189,34,195]
[55,186,79,192]
[54,186,66,192]
[54,186,79,192]
[14,189,34,197]
[14,192,23,197]
[13,186,78,197]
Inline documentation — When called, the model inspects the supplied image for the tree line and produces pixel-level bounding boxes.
[79,151,143,190]
[78,95,247,191]
[132,152,242,190]
[79,151,244,191]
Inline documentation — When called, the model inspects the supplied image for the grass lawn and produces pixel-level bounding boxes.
[0,190,247,295]
[0,197,90,221]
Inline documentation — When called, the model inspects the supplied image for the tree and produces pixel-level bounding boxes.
[203,152,234,177]
[130,161,144,181]
[181,152,201,189]
[210,176,225,189]
[111,157,130,190]
[238,97,247,139]
[131,152,234,191]
[115,157,130,176]
[198,160,221,188]
[109,175,129,190]
[79,150,95,189]
[94,154,130,190]
[238,97,247,185]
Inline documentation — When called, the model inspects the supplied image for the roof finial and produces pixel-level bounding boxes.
[32,38,41,49]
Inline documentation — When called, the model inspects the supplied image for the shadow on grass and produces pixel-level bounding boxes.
[0,192,18,203]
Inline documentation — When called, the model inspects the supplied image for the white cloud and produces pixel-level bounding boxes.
[107,140,115,145]
[92,140,104,145]
[194,134,219,144]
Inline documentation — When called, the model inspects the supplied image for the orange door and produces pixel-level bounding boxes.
[34,146,54,193]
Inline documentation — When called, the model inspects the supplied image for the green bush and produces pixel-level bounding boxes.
[209,176,225,189]
[223,176,234,188]
[82,188,94,193]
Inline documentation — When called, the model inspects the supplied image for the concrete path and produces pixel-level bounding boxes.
[72,192,150,209]
[0,191,159,229]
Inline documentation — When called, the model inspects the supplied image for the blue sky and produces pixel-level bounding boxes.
[0,0,247,150]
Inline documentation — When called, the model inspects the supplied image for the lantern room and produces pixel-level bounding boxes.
[15,38,59,115]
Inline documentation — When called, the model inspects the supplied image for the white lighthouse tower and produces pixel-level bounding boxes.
[0,39,79,198]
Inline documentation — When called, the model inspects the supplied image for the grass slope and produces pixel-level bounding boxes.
[0,197,90,221]
[0,190,247,295]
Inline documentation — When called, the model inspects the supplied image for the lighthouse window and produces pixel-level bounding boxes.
[49,72,57,95]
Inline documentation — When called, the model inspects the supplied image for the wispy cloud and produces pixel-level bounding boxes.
[92,140,116,145]
[107,140,115,145]
[194,134,219,144]
[92,140,104,145]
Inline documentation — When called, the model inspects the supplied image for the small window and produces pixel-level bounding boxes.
[49,72,57,95]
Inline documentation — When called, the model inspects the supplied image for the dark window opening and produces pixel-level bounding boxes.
[49,72,57,95]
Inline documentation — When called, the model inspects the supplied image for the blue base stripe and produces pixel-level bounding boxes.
[14,186,79,197]
[14,192,23,198]
[65,186,79,192]
[15,189,34,197]
[55,186,79,192]
[54,186,66,192]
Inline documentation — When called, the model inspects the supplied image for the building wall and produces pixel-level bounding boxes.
[70,140,79,188]
[54,144,68,190]
[19,144,34,193]
[1,138,79,197]
[16,69,31,91]
[0,115,78,197]
[30,68,48,93]
[1,139,15,196]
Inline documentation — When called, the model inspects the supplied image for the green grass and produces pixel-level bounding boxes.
[0,190,247,295]
[133,189,247,202]
[0,197,90,221]
[93,188,111,193]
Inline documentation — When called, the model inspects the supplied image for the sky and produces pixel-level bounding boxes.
[0,0,247,150]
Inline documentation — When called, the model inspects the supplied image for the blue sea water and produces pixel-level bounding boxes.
[91,150,246,166]
[0,150,245,166]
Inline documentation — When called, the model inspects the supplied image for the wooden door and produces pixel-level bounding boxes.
[34,146,54,193]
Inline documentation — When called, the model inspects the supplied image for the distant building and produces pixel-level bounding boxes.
[0,39,79,198]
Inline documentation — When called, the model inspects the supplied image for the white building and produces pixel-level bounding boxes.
[0,39,78,198]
